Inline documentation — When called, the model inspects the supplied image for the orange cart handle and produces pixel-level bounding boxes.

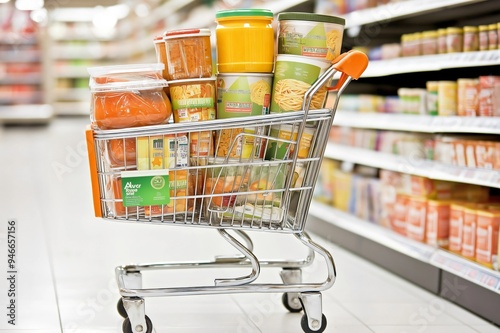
[328,50,369,91]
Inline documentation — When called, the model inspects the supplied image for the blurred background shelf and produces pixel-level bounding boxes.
[0,104,53,124]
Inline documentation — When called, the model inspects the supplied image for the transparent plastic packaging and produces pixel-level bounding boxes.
[88,63,172,130]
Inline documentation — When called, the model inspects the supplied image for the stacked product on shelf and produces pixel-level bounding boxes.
[313,160,500,270]
[315,0,395,15]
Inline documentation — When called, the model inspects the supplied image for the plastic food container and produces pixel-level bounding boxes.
[277,12,345,61]
[154,36,168,80]
[168,77,216,123]
[163,28,213,81]
[215,9,274,73]
[88,63,171,130]
[265,124,316,160]
[270,55,331,113]
[216,73,273,118]
[215,126,266,159]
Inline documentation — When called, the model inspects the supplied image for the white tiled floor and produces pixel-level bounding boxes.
[0,117,499,333]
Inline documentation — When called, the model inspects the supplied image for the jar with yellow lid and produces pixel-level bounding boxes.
[488,23,498,50]
[446,27,463,53]
[437,28,447,54]
[479,25,489,51]
[421,30,438,55]
[215,9,275,73]
[463,26,479,52]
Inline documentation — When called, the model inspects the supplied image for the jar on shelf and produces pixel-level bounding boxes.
[437,28,447,54]
[463,26,479,52]
[153,36,168,80]
[479,25,489,51]
[401,34,410,57]
[446,27,463,53]
[413,32,422,56]
[438,81,458,116]
[488,23,498,50]
[421,30,438,55]
[426,81,438,116]
[457,78,479,116]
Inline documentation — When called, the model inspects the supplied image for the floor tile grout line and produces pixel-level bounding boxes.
[323,293,376,333]
[229,294,263,333]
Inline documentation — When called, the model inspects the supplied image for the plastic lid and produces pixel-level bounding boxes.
[278,12,345,26]
[163,28,211,40]
[88,63,164,77]
[216,8,273,19]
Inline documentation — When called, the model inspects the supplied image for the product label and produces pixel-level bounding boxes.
[121,170,170,207]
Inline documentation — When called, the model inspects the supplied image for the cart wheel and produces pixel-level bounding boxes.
[122,315,153,333]
[300,313,327,333]
[282,293,302,313]
[117,298,128,318]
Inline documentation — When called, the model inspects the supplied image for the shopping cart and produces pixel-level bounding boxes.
[86,50,368,333]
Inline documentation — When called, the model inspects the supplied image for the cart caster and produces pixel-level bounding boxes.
[301,313,327,333]
[282,293,302,312]
[122,315,153,333]
[117,298,128,318]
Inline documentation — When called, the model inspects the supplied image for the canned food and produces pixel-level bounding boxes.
[438,81,457,116]
[271,55,331,113]
[277,12,345,61]
[457,78,479,116]
[163,28,213,80]
[169,77,216,123]
[265,124,316,160]
[216,73,273,118]
[215,9,275,73]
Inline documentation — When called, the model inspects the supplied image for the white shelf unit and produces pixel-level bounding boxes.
[0,104,53,124]
[363,50,500,77]
[334,111,500,135]
[308,202,500,294]
[312,0,500,324]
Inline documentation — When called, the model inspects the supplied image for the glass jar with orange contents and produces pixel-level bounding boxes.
[215,9,275,73]
[163,28,213,81]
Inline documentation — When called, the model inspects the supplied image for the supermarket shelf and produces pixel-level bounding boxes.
[307,201,500,324]
[54,88,89,101]
[343,0,486,28]
[334,111,500,134]
[325,143,500,188]
[0,50,41,63]
[52,101,88,116]
[0,104,53,124]
[362,50,500,77]
[0,74,42,85]
[54,67,89,79]
[0,92,43,105]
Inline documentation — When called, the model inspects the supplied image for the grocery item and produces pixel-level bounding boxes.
[215,127,266,159]
[457,78,479,116]
[449,203,467,253]
[475,209,500,268]
[153,36,168,80]
[406,196,427,242]
[446,27,463,53]
[277,12,345,61]
[216,73,273,118]
[463,26,479,52]
[265,124,316,160]
[88,63,171,130]
[437,81,457,116]
[494,142,500,170]
[421,30,438,55]
[461,206,478,259]
[479,25,489,51]
[215,9,274,73]
[271,54,331,113]
[107,175,139,217]
[392,194,409,236]
[426,81,438,115]
[437,28,447,54]
[479,76,500,116]
[488,23,498,50]
[163,28,213,80]
[169,77,216,123]
[426,200,450,248]
[107,138,136,168]
[475,141,495,169]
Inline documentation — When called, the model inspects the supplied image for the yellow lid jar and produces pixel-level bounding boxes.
[215,9,275,73]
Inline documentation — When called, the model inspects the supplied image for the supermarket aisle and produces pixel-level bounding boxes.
[0,117,499,333]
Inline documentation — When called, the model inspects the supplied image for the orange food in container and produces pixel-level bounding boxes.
[88,63,172,130]
[406,196,427,242]
[449,203,467,253]
[461,206,478,259]
[475,209,500,268]
[426,200,450,248]
[163,28,213,81]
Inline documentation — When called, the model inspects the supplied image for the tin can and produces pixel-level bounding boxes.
[216,73,273,118]
[277,12,345,61]
[265,124,316,160]
[215,126,266,159]
[215,9,275,73]
[457,78,479,116]
[271,54,331,113]
[438,81,457,116]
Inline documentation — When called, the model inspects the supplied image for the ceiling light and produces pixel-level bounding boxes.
[93,6,117,29]
[134,3,150,18]
[30,8,47,23]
